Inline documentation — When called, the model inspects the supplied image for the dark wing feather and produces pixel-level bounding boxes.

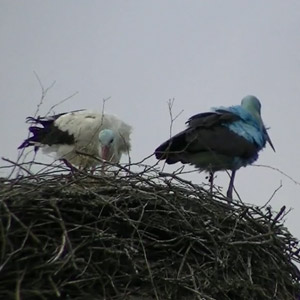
[18,111,81,150]
[25,109,84,126]
[187,111,240,128]
[155,110,258,166]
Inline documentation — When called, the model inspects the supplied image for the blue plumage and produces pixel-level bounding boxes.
[213,105,265,149]
[155,95,275,199]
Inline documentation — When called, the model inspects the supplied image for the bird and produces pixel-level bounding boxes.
[18,110,132,169]
[154,95,275,199]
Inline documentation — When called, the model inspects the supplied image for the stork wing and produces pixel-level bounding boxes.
[18,111,85,149]
[47,111,131,152]
[155,110,258,164]
[54,111,105,147]
[187,110,240,128]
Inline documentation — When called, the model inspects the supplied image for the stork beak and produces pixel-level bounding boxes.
[265,129,275,152]
[101,146,110,161]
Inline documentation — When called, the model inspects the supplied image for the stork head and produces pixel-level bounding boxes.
[241,95,261,116]
[241,95,275,152]
[99,129,115,160]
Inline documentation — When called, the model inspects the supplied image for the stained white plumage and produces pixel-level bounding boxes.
[19,110,132,168]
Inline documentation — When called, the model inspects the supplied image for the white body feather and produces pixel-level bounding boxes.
[42,111,132,168]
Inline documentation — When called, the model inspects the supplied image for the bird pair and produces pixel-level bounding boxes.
[19,95,275,198]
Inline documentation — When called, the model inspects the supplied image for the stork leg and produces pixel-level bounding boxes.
[62,159,78,174]
[208,171,214,195]
[226,170,236,200]
[100,162,107,175]
[91,166,96,175]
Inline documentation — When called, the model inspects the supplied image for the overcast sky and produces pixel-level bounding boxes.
[1,1,300,240]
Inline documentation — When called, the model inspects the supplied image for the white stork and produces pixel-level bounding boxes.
[19,110,132,169]
[155,95,275,199]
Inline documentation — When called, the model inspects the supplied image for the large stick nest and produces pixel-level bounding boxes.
[0,161,300,300]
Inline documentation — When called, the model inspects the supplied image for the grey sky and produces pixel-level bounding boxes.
[1,1,300,238]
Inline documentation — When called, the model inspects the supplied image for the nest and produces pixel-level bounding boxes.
[0,161,300,300]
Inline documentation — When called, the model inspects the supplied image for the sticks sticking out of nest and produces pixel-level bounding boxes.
[0,161,300,300]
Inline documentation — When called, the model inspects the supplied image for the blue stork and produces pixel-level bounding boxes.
[155,95,275,199]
